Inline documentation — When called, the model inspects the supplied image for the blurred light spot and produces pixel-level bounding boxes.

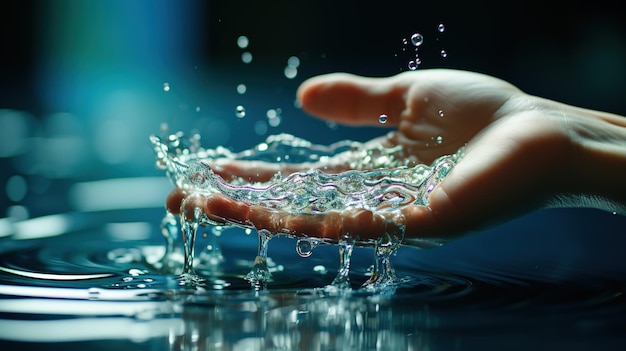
[241,52,253,64]
[163,82,170,92]
[236,83,247,94]
[254,121,268,135]
[287,56,300,67]
[6,175,28,202]
[0,110,31,157]
[68,177,171,212]
[0,218,13,238]
[0,313,180,342]
[13,213,72,240]
[237,35,249,49]
[106,222,152,241]
[6,205,29,222]
[284,66,298,79]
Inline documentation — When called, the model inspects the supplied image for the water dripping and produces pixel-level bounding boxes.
[329,236,355,291]
[440,50,448,58]
[361,234,402,293]
[437,23,445,33]
[378,114,388,124]
[408,61,418,70]
[245,229,273,290]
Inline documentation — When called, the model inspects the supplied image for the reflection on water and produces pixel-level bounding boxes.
[1,208,626,350]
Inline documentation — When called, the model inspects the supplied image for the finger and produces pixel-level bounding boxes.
[203,193,407,242]
[297,73,408,126]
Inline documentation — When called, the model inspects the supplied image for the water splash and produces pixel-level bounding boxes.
[151,131,464,291]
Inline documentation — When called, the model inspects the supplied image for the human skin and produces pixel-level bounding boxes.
[166,69,626,245]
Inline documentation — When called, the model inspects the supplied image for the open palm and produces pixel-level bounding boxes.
[168,69,625,245]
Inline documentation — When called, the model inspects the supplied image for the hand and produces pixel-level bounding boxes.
[167,69,626,245]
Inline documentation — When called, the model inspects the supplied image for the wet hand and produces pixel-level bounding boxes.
[168,69,626,244]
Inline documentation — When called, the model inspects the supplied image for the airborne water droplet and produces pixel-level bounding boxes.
[408,61,418,70]
[236,105,246,118]
[378,114,388,124]
[237,84,247,94]
[163,82,170,92]
[241,52,253,64]
[438,23,445,33]
[296,238,320,258]
[410,33,423,47]
[436,135,443,144]
[237,35,249,49]
[440,50,448,58]
[438,110,445,118]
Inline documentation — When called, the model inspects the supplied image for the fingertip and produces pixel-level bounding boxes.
[166,188,186,215]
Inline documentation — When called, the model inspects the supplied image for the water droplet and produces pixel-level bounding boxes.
[378,114,388,124]
[237,84,247,94]
[440,50,448,58]
[438,110,445,117]
[437,23,445,33]
[296,238,321,257]
[163,82,170,92]
[402,38,408,45]
[237,35,249,49]
[408,61,418,70]
[313,265,328,274]
[436,135,443,144]
[287,56,300,67]
[410,33,423,47]
[284,66,298,79]
[236,105,246,118]
[241,52,253,64]
[268,115,281,127]
[195,106,201,112]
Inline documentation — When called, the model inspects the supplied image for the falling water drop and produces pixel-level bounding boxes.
[437,23,445,33]
[236,84,247,94]
[163,82,170,92]
[361,234,402,293]
[440,50,448,58]
[438,110,445,118]
[236,105,246,118]
[241,52,253,64]
[408,61,418,70]
[436,135,443,144]
[378,114,388,124]
[237,35,249,49]
[410,33,424,47]
[245,229,273,290]
[295,238,321,258]
[329,236,355,290]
